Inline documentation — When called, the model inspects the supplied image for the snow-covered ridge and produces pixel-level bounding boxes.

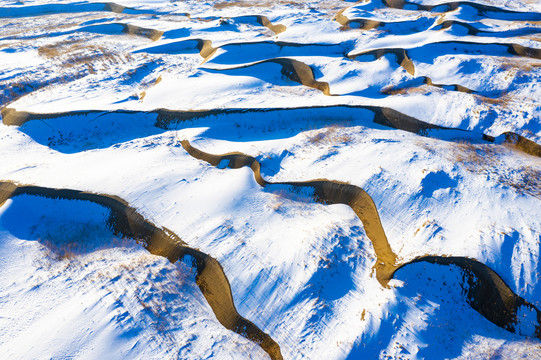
[1,0,540,137]
[0,180,283,359]
[1,0,540,359]
[180,139,541,339]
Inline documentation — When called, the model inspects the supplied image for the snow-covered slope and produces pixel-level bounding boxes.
[1,0,540,359]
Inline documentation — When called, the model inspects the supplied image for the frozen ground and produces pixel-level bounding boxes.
[1,0,541,359]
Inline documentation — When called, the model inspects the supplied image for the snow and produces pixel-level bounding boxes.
[1,0,541,359]
[0,196,268,359]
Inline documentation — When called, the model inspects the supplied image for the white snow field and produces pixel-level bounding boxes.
[1,0,541,359]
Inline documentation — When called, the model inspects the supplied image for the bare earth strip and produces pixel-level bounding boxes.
[180,140,541,341]
[3,106,540,157]
[0,181,283,360]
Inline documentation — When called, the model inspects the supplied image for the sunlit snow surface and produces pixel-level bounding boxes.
[1,0,541,359]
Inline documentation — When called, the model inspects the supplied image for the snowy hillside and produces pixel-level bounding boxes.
[1,0,541,359]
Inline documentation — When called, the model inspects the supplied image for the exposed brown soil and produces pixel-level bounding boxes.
[180,141,541,340]
[382,76,476,95]
[1,108,32,126]
[103,2,126,14]
[2,106,540,159]
[334,9,382,30]
[196,39,218,60]
[0,2,140,18]
[254,15,287,35]
[510,43,541,59]
[186,15,285,35]
[122,24,164,41]
[212,57,331,95]
[0,181,283,360]
[273,58,331,95]
[157,105,452,138]
[383,0,541,19]
[424,77,475,93]
[214,1,271,9]
[348,48,415,75]
[438,20,483,35]
[501,132,541,157]
[336,12,541,37]
[141,42,331,92]
[195,42,330,94]
[181,139,397,286]
[213,1,333,10]
[397,256,541,339]
[349,41,541,77]
[224,15,287,35]
[138,38,216,59]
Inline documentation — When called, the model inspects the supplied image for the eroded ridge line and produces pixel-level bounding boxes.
[139,39,334,94]
[382,0,541,20]
[184,15,286,35]
[0,181,283,360]
[2,106,540,158]
[181,141,541,340]
[338,0,525,19]
[202,57,332,95]
[396,256,541,339]
[0,2,149,18]
[335,11,541,36]
[381,76,476,95]
[348,42,541,76]
[180,140,397,286]
[254,15,286,35]
[121,24,163,41]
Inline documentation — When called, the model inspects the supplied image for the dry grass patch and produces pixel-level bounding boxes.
[381,84,431,96]
[453,141,541,198]
[499,165,541,197]
[37,39,82,58]
[453,141,498,168]
[417,138,541,199]
[214,1,271,9]
[214,0,345,13]
[38,39,132,70]
[474,92,511,106]
[499,57,541,73]
[1,71,88,109]
[307,124,353,145]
